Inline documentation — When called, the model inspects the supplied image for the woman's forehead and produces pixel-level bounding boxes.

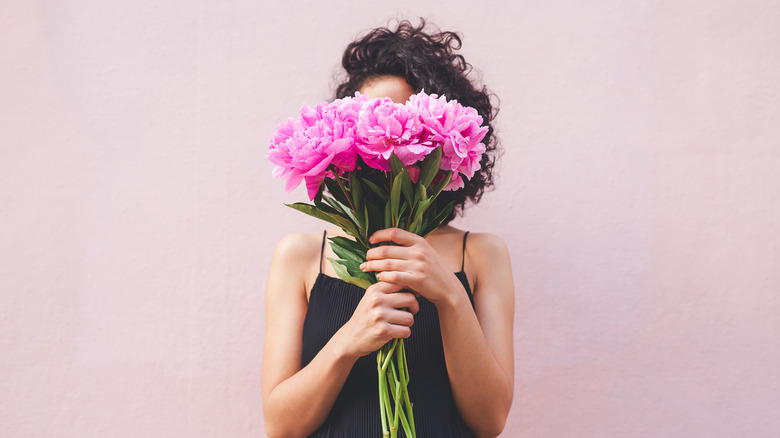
[358,76,414,103]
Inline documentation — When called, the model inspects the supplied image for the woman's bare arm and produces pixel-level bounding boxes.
[437,233,514,437]
[262,233,355,438]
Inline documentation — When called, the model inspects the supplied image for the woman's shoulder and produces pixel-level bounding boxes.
[273,231,323,260]
[462,231,511,292]
[429,226,509,264]
[270,231,325,291]
[272,231,325,271]
[458,232,514,334]
[466,231,510,257]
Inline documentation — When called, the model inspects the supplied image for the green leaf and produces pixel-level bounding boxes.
[350,173,366,234]
[409,213,424,235]
[322,196,363,235]
[340,258,375,281]
[362,203,370,238]
[328,258,373,289]
[398,202,408,221]
[323,177,351,207]
[390,173,403,224]
[400,169,414,205]
[384,201,392,229]
[421,200,454,237]
[286,203,347,229]
[390,153,404,176]
[314,195,346,217]
[321,195,347,214]
[413,183,427,206]
[362,178,388,202]
[313,182,325,204]
[330,242,364,263]
[330,258,375,284]
[330,257,349,277]
[366,202,383,237]
[329,236,369,257]
[287,203,365,245]
[413,197,433,220]
[428,170,453,201]
[349,173,363,210]
[419,147,442,187]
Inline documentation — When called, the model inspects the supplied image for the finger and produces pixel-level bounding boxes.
[381,323,412,340]
[384,308,415,327]
[385,292,419,314]
[366,281,405,295]
[375,270,417,288]
[360,258,407,273]
[369,228,420,246]
[365,245,410,262]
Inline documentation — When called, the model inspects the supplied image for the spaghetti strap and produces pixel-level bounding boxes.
[460,231,469,272]
[319,230,327,274]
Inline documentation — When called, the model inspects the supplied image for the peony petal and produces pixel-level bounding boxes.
[443,174,464,191]
[303,152,334,177]
[387,114,403,138]
[406,165,420,183]
[284,172,304,194]
[272,165,289,178]
[304,175,325,200]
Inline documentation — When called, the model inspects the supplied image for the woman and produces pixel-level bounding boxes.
[262,20,514,438]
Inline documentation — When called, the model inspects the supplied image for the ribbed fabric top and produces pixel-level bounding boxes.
[301,232,475,438]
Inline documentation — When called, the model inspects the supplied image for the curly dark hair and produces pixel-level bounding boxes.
[334,19,500,225]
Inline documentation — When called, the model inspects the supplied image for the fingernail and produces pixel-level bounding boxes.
[359,263,366,270]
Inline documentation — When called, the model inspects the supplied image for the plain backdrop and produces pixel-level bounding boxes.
[1,1,779,437]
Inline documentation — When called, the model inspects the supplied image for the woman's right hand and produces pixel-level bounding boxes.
[336,281,419,359]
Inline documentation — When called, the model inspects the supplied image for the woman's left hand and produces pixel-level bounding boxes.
[360,228,466,306]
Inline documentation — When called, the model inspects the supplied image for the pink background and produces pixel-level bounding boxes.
[2,1,779,437]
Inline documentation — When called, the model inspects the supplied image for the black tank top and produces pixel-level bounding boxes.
[301,232,474,438]
[301,231,475,438]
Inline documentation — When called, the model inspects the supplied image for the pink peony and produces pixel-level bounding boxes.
[444,173,465,191]
[408,91,488,185]
[406,91,451,141]
[356,98,434,170]
[268,91,489,198]
[267,94,366,199]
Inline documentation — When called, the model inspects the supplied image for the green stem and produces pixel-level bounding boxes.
[399,340,415,437]
[333,169,357,213]
[388,170,400,228]
[398,398,414,438]
[388,382,413,438]
[389,360,402,428]
[397,340,406,383]
[381,339,399,372]
[382,371,394,433]
[393,380,402,432]
[378,353,389,438]
[388,349,414,438]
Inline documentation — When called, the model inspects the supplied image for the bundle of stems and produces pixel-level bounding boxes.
[378,338,414,438]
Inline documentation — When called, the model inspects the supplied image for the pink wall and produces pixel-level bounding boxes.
[2,1,779,436]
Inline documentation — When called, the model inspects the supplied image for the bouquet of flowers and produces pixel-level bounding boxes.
[268,90,487,438]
